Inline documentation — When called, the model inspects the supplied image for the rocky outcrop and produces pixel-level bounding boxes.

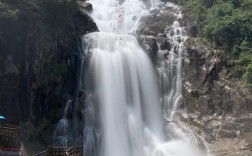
[137,2,180,61]
[0,1,97,154]
[136,1,252,155]
[183,38,252,116]
[79,1,93,13]
[182,37,252,155]
[0,1,97,125]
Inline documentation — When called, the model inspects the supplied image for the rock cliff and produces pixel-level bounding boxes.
[1,0,251,155]
[136,2,252,155]
[0,0,97,123]
[0,0,98,154]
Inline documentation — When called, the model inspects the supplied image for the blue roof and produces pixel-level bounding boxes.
[0,116,6,119]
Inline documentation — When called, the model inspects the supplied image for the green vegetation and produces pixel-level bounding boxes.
[0,2,19,19]
[181,0,252,84]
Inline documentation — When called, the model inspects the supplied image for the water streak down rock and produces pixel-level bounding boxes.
[54,1,208,156]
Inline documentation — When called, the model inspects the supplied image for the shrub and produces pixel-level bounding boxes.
[183,0,252,84]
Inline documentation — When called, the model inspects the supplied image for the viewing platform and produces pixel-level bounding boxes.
[0,123,22,156]
[34,146,83,156]
[0,122,83,156]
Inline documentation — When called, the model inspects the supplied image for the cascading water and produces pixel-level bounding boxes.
[85,32,164,156]
[54,0,210,156]
[53,101,72,147]
[158,5,186,122]
[90,0,149,32]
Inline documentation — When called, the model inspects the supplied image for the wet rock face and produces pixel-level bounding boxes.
[136,2,181,61]
[76,10,98,33]
[182,37,252,116]
[136,1,252,155]
[80,2,93,13]
[136,4,177,37]
[182,38,252,155]
[181,112,252,155]
[0,3,98,124]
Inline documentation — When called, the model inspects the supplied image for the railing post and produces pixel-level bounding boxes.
[34,145,83,156]
[0,124,21,150]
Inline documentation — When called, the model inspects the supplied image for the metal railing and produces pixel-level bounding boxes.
[34,146,83,156]
[0,124,21,149]
[0,124,20,138]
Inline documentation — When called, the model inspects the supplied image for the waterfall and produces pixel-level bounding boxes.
[54,0,209,156]
[84,32,164,156]
[158,11,187,121]
[90,0,148,32]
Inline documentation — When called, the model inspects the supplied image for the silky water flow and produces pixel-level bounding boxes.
[54,0,210,156]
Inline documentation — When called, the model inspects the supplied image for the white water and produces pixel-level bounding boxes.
[55,0,208,156]
[85,32,164,156]
[87,0,207,155]
[158,6,187,121]
[90,0,150,32]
